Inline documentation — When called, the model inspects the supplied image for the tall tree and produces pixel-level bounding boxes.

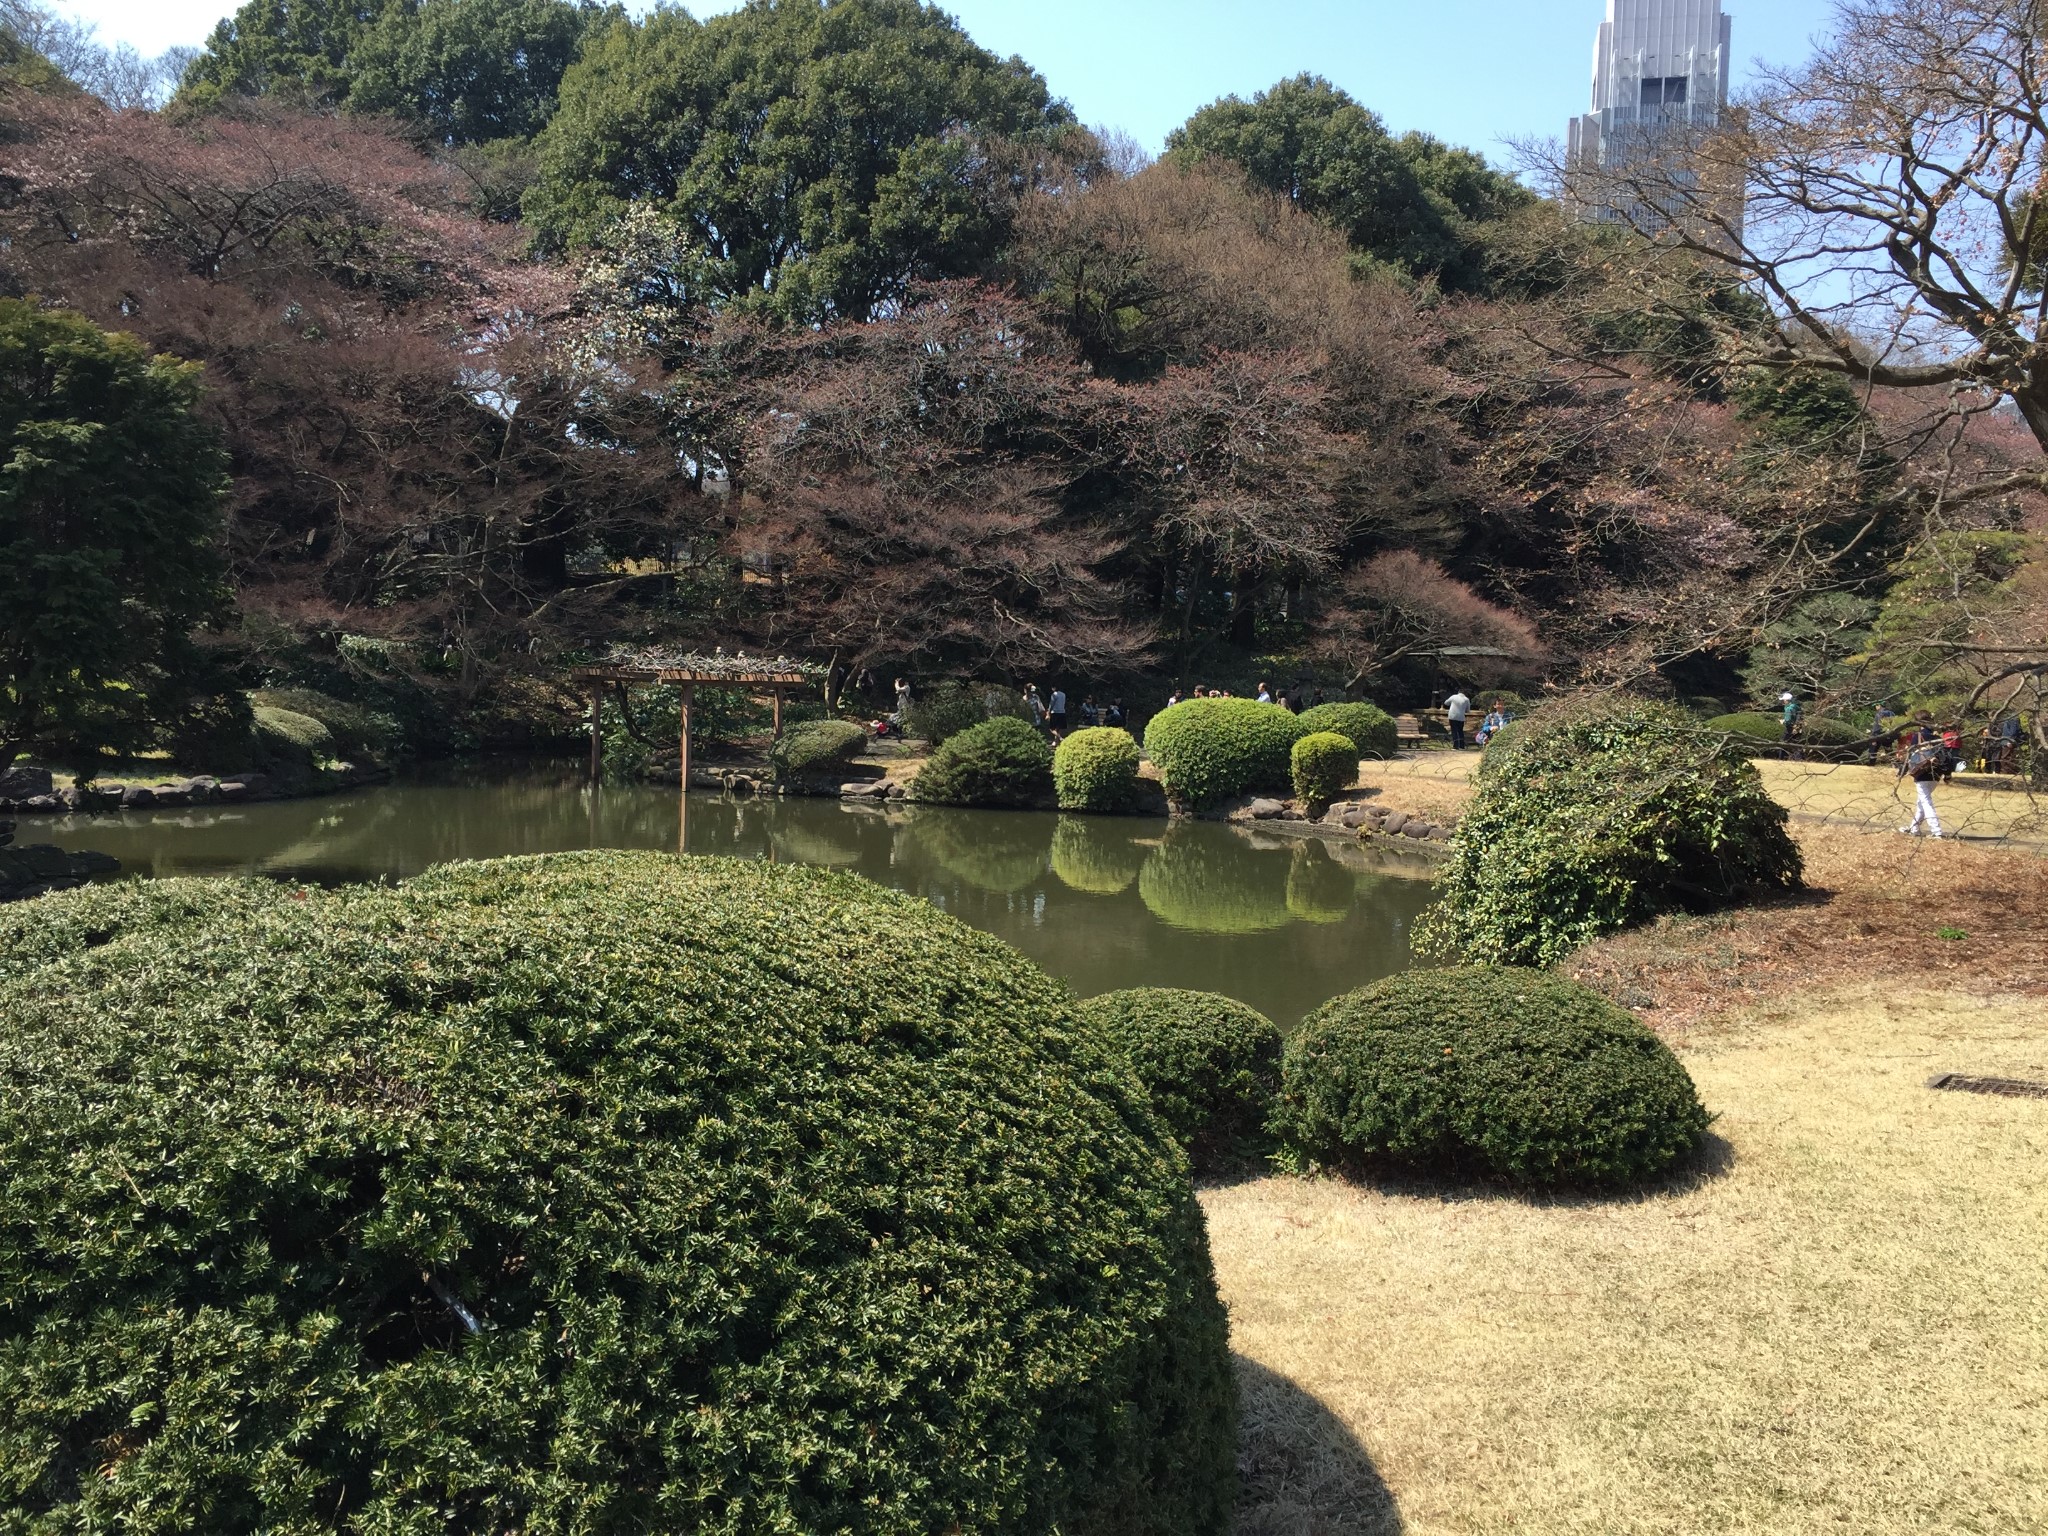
[527,0,1082,322]
[0,301,231,769]
[1167,73,1531,292]
[178,0,602,146]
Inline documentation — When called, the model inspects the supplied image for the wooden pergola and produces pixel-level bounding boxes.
[572,661,812,787]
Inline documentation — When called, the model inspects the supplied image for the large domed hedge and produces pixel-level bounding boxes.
[0,854,1236,1535]
[1276,968,1709,1189]
[1143,699,1308,811]
[1076,989,1283,1169]
[1418,697,1805,966]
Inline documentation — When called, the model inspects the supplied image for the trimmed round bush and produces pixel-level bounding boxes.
[1052,817,1147,894]
[1076,989,1283,1167]
[1418,697,1804,967]
[1276,968,1709,1188]
[252,687,398,760]
[1291,731,1359,806]
[252,702,332,754]
[913,715,1053,808]
[1055,726,1144,813]
[1143,699,1309,811]
[769,717,868,780]
[1296,701,1398,761]
[0,854,1236,1534]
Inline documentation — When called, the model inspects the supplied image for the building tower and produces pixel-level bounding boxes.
[1568,0,1735,227]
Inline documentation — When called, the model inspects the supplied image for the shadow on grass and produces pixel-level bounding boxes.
[1234,1355,1401,1536]
[1307,1127,1738,1210]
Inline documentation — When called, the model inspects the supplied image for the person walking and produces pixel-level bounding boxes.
[1024,684,1047,734]
[1444,688,1473,751]
[1047,685,1069,741]
[1899,726,1945,839]
[893,676,913,724]
[1779,692,1803,744]
[1256,681,1273,704]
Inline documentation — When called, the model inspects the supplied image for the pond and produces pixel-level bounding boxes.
[35,764,1438,1025]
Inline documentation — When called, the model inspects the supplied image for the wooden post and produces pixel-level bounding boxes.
[679,682,696,794]
[772,686,784,741]
[588,686,603,782]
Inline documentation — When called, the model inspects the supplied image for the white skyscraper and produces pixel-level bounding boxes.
[1568,0,1735,226]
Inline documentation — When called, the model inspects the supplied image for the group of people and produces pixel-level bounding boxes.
[1164,682,1330,713]
[1020,685,1125,743]
[1443,691,1513,751]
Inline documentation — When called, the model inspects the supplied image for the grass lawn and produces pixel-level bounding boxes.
[1218,983,2048,1534]
[1220,814,2048,1533]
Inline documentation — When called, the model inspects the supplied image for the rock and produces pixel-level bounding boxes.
[885,782,908,800]
[1402,820,1433,840]
[728,775,758,796]
[150,785,192,808]
[69,849,121,875]
[21,795,63,814]
[1248,799,1287,820]
[1381,810,1410,836]
[120,786,159,810]
[0,766,55,802]
[16,844,75,879]
[1429,825,1454,842]
[1278,808,1306,822]
[217,782,250,801]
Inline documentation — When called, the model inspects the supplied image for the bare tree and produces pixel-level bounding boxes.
[1544,0,2048,726]
[1552,0,2048,481]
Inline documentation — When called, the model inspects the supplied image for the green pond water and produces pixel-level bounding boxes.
[36,764,1437,1025]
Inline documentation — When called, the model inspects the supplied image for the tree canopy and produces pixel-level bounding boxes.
[178,0,606,145]
[1167,73,1531,292]
[0,301,230,769]
[524,0,1080,322]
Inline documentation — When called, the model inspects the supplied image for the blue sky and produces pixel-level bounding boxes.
[60,0,1842,166]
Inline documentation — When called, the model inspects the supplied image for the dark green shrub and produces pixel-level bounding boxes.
[1143,700,1308,810]
[0,853,1236,1535]
[913,716,1053,808]
[769,718,869,780]
[904,682,1026,745]
[1077,989,1283,1168]
[1290,731,1358,806]
[1418,697,1804,967]
[1276,968,1709,1188]
[1295,701,1398,761]
[1055,727,1143,812]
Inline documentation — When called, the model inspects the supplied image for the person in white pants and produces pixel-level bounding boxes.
[1901,779,1943,839]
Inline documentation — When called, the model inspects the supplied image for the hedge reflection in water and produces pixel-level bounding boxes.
[42,763,1435,1024]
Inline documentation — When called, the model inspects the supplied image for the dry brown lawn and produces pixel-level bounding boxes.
[1217,983,2048,1535]
[1219,802,2048,1534]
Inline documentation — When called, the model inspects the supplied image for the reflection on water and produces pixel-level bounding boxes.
[37,763,1437,1025]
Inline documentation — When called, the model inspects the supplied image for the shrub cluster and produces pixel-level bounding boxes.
[251,687,399,761]
[1054,726,1144,813]
[1290,731,1359,807]
[252,701,331,755]
[1143,700,1308,810]
[1275,968,1708,1188]
[769,717,868,780]
[913,716,1053,808]
[1296,701,1398,761]
[904,681,1026,746]
[1418,697,1804,967]
[1077,989,1283,1168]
[1707,711,1866,752]
[0,854,1237,1535]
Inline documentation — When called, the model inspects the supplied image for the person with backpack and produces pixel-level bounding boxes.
[1899,723,1946,839]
